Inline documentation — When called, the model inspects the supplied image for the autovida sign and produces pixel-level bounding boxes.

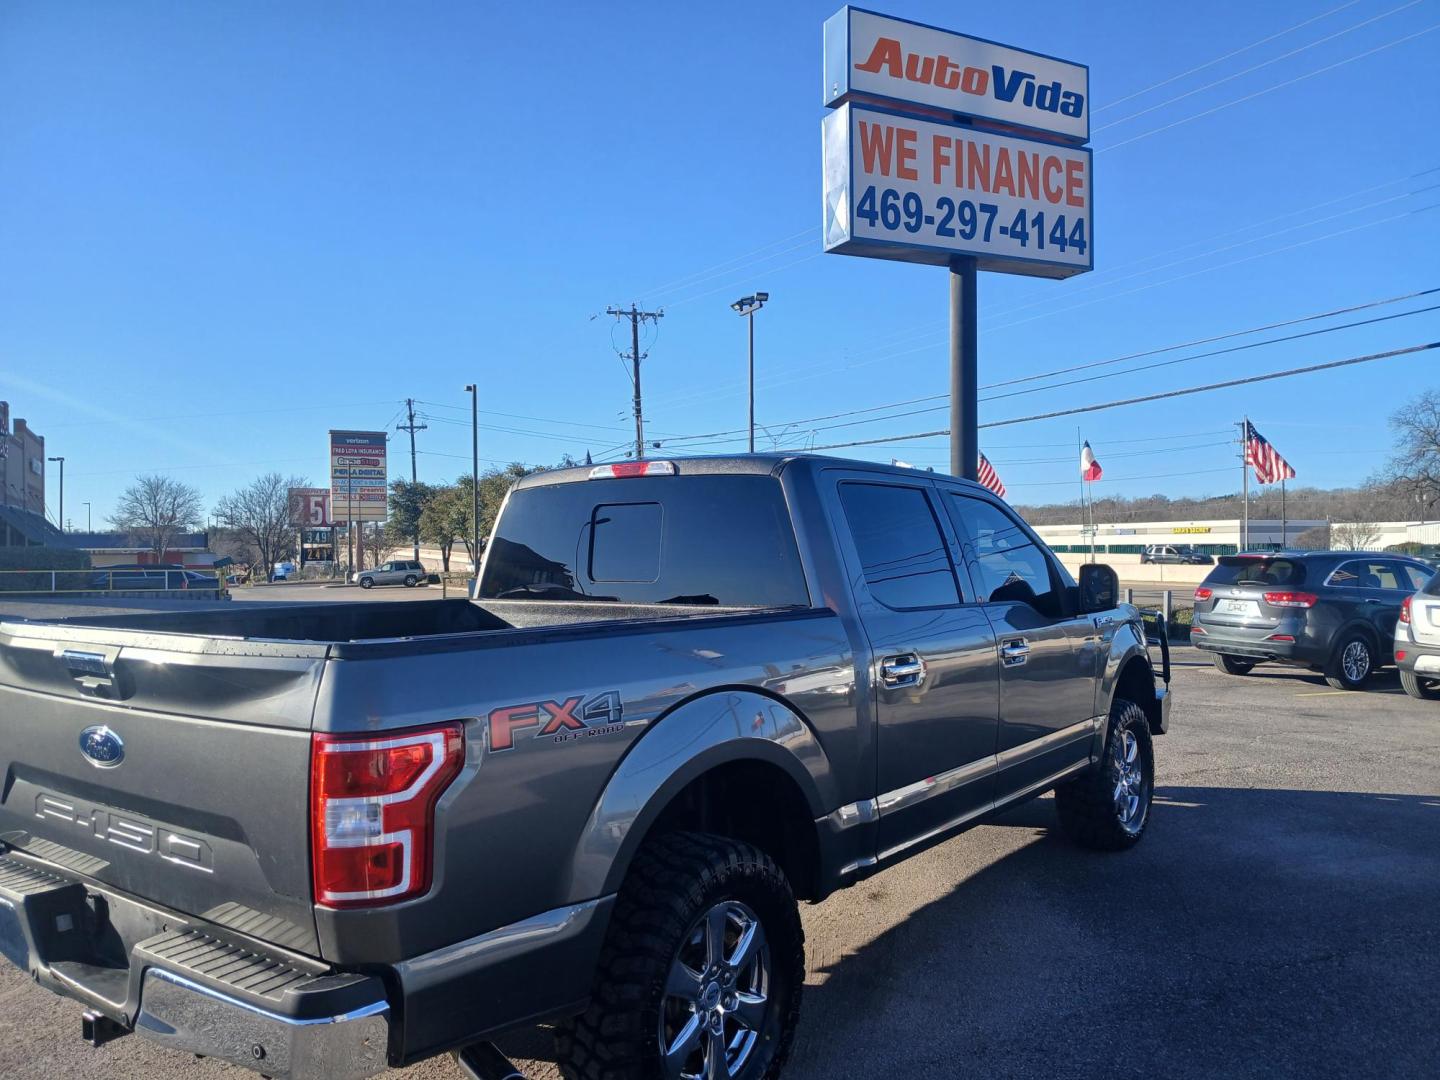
[823,103,1091,277]
[822,6,1092,279]
[824,7,1089,143]
[329,430,387,524]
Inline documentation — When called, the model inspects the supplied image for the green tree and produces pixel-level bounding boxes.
[419,483,471,571]
[387,479,437,557]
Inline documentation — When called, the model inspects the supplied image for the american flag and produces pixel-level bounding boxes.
[977,452,1006,498]
[1244,421,1296,485]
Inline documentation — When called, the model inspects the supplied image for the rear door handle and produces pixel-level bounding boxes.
[880,654,925,688]
[1000,638,1031,667]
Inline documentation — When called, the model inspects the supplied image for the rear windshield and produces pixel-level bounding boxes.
[1204,556,1308,587]
[478,474,810,608]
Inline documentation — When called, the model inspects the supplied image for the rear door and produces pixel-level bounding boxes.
[1327,559,1412,640]
[941,491,1100,796]
[826,474,1000,858]
[0,621,325,954]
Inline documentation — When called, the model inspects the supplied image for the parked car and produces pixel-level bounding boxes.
[1192,551,1434,689]
[352,558,427,588]
[0,456,1170,1080]
[1393,574,1440,699]
[272,560,297,581]
[87,564,213,590]
[1140,543,1213,565]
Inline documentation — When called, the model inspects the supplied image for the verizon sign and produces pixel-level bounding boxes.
[824,7,1089,144]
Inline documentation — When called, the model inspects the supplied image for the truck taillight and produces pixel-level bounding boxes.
[589,460,676,479]
[1400,596,1412,624]
[1193,587,1213,601]
[1263,591,1318,608]
[310,723,464,908]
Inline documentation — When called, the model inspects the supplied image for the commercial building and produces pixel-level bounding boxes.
[66,532,219,570]
[1032,518,1328,558]
[0,401,47,524]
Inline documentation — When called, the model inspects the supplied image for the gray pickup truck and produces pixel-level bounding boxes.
[0,455,1170,1080]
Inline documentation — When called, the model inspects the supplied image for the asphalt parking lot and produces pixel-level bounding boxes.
[1,648,1436,1079]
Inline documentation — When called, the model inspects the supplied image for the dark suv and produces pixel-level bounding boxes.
[1191,552,1434,689]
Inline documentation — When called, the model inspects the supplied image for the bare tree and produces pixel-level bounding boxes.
[1330,520,1382,551]
[1381,390,1440,515]
[362,522,393,567]
[214,473,308,581]
[111,475,203,563]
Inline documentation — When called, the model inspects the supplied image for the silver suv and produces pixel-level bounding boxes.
[353,559,427,588]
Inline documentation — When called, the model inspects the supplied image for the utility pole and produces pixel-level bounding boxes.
[606,304,664,460]
[83,501,91,532]
[397,399,427,560]
[465,384,479,577]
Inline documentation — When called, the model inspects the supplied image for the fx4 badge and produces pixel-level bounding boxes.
[488,691,624,752]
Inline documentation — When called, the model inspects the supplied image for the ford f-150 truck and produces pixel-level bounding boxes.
[0,455,1170,1080]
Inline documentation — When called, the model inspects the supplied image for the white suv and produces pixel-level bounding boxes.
[352,559,427,589]
[1394,569,1440,699]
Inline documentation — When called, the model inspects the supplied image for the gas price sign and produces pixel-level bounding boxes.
[823,102,1091,277]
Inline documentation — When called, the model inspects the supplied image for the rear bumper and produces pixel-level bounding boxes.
[1190,621,1322,664]
[0,847,616,1075]
[1394,636,1440,674]
[0,853,389,1079]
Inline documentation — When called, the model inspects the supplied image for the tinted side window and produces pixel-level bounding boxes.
[837,483,959,609]
[1402,563,1433,590]
[478,474,808,608]
[948,495,1062,617]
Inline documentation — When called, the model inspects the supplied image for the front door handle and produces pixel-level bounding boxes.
[880,654,925,688]
[1000,638,1031,667]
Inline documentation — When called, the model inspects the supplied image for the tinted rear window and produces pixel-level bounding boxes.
[1204,557,1307,587]
[478,474,809,608]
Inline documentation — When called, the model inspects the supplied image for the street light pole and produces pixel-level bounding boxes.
[47,456,64,531]
[730,292,769,453]
[465,383,480,578]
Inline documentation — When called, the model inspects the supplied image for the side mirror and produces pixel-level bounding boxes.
[1078,563,1119,614]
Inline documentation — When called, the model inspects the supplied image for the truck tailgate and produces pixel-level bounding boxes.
[0,620,326,956]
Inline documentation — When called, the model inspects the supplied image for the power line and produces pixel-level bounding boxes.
[639,227,815,298]
[766,341,1438,451]
[1096,21,1440,154]
[1094,0,1422,134]
[982,341,1440,428]
[1094,0,1362,112]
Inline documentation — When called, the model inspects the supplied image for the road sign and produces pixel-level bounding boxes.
[823,103,1091,277]
[329,430,387,524]
[824,6,1089,144]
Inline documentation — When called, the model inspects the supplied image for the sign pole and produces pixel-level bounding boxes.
[949,257,978,481]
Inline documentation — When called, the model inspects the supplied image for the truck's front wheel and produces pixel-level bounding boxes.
[1054,699,1154,851]
[556,832,804,1080]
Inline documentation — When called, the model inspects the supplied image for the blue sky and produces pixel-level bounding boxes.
[3,0,1438,526]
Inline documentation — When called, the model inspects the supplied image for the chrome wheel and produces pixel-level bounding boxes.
[1341,639,1371,683]
[660,900,770,1080]
[1111,728,1147,834]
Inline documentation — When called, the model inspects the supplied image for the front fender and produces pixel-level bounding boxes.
[562,689,834,904]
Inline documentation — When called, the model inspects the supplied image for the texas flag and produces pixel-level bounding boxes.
[1080,440,1103,481]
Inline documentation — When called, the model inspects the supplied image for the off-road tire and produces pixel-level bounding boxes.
[1399,667,1440,700]
[1212,653,1256,676]
[1054,698,1154,851]
[555,832,804,1080]
[1324,632,1375,691]
[358,577,373,589]
[403,574,418,587]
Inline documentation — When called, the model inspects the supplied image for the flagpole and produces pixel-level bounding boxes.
[1077,428,1086,562]
[1281,477,1287,550]
[1240,417,1250,552]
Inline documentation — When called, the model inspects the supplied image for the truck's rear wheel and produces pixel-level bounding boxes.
[555,832,804,1080]
[1054,699,1154,851]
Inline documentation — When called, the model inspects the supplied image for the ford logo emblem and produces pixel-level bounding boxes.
[79,725,124,769]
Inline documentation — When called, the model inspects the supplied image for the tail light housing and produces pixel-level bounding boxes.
[311,722,464,908]
[1194,587,1213,601]
[1400,596,1412,624]
[1263,591,1318,608]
